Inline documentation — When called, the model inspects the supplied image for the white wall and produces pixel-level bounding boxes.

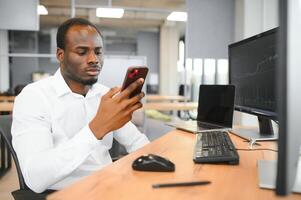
[186,0,235,59]
[0,0,39,31]
[235,0,278,40]
[262,0,279,31]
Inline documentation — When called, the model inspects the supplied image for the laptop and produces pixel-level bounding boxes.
[168,85,235,133]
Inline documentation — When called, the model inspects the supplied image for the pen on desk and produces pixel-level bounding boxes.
[152,181,211,188]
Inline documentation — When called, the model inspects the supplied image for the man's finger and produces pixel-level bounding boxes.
[103,87,121,99]
[127,102,143,114]
[119,78,144,99]
[127,92,145,106]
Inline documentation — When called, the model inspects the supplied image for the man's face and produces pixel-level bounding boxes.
[57,25,104,86]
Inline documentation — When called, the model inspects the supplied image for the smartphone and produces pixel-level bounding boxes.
[121,66,149,98]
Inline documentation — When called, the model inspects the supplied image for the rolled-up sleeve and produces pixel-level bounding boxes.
[12,87,99,193]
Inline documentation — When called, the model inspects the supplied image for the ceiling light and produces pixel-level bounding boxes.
[96,8,124,18]
[167,11,187,22]
[38,5,48,15]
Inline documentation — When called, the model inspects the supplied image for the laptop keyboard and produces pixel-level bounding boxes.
[193,131,239,165]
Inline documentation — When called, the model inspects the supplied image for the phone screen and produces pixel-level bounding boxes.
[121,67,148,98]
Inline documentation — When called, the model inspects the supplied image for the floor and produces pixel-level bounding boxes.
[0,116,175,200]
[0,163,18,200]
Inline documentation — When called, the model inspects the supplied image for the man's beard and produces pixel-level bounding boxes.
[64,69,99,86]
[78,77,98,86]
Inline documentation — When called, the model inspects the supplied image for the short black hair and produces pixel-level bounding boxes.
[56,18,102,50]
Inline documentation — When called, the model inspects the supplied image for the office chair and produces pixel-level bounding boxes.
[0,115,55,200]
[109,139,128,162]
[0,115,12,178]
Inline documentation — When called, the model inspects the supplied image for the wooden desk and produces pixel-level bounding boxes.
[0,96,15,102]
[48,130,300,200]
[146,95,187,102]
[143,102,198,111]
[0,99,196,113]
[0,102,14,112]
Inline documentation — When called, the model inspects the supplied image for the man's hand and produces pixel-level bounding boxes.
[89,78,145,139]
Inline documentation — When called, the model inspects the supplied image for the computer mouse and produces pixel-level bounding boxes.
[132,154,175,172]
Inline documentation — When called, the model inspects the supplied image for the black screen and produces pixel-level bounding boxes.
[229,28,278,118]
[197,85,235,127]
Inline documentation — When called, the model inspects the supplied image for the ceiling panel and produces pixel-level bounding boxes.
[40,0,186,28]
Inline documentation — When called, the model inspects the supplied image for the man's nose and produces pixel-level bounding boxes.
[88,52,99,64]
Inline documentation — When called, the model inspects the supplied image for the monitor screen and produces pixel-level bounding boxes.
[197,85,235,128]
[229,28,278,119]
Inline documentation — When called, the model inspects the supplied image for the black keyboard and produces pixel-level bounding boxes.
[193,131,239,165]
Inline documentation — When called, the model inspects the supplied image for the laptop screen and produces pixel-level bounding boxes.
[197,85,235,128]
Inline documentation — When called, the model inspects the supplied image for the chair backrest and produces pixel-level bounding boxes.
[0,115,28,190]
[178,84,190,97]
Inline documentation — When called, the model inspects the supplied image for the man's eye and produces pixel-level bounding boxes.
[77,51,86,55]
[96,51,102,55]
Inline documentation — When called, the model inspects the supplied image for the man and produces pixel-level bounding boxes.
[11,18,149,193]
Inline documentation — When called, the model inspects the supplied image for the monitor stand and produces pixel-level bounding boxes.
[230,116,278,141]
[257,160,301,193]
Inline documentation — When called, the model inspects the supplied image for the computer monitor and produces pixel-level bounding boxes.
[229,28,278,141]
[257,0,301,195]
[276,0,301,195]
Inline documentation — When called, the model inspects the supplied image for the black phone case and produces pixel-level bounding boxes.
[121,67,148,98]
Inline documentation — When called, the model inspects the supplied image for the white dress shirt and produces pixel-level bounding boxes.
[11,69,149,193]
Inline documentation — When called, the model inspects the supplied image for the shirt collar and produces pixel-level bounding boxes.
[86,82,104,98]
[53,69,103,98]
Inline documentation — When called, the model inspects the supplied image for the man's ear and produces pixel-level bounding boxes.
[56,48,64,63]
